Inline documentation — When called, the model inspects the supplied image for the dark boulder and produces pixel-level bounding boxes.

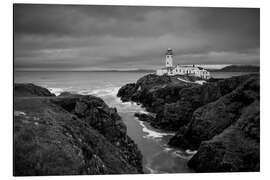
[14,83,55,97]
[134,112,155,122]
[117,83,137,102]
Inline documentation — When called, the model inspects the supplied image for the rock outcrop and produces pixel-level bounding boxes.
[14,84,143,176]
[188,101,259,172]
[117,73,256,131]
[169,75,259,150]
[117,73,260,172]
[14,83,55,97]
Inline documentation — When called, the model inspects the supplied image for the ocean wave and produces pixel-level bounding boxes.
[172,150,193,160]
[85,87,120,97]
[171,149,198,160]
[48,87,65,96]
[14,111,26,116]
[185,149,198,155]
[47,86,121,97]
[138,110,150,114]
[138,121,175,139]
[116,101,144,112]
[163,147,174,152]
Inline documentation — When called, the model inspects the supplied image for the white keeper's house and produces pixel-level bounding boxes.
[156,48,211,79]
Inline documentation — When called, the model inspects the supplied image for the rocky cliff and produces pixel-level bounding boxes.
[14,84,143,176]
[169,75,259,150]
[117,73,260,172]
[188,101,259,172]
[117,74,256,131]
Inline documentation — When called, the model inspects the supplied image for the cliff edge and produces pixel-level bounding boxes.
[14,84,143,176]
[117,73,260,172]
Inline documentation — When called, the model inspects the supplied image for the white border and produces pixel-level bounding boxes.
[10,0,263,7]
[1,0,269,179]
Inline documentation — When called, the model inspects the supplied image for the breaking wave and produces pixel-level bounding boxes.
[48,87,65,96]
[138,121,175,139]
[79,87,120,97]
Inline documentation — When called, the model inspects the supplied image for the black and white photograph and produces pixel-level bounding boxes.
[13,2,260,176]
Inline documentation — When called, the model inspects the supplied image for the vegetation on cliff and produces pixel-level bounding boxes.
[14,84,143,176]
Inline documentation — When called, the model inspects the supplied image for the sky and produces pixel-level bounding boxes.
[14,4,260,71]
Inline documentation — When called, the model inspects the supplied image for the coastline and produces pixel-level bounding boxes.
[117,72,260,172]
[13,71,260,174]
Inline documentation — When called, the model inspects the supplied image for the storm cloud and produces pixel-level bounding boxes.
[14,4,260,70]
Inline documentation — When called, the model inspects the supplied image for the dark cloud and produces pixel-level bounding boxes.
[14,4,153,37]
[14,4,260,70]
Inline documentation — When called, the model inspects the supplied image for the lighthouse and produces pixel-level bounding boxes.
[156,48,211,79]
[165,48,173,68]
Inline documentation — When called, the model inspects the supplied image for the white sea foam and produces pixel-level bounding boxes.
[14,111,26,116]
[87,87,120,97]
[138,110,155,115]
[47,86,120,98]
[163,147,173,152]
[48,87,65,96]
[139,110,150,115]
[171,149,198,160]
[138,121,175,139]
[116,101,144,113]
[172,150,193,160]
[185,149,198,155]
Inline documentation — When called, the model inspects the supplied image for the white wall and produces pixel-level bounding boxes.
[157,65,211,79]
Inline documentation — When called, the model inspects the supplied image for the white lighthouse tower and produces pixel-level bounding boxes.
[156,48,211,79]
[165,48,174,75]
[165,48,173,67]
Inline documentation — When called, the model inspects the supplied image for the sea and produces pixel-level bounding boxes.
[14,71,256,173]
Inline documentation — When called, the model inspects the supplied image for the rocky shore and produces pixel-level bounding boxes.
[117,73,260,172]
[14,83,143,176]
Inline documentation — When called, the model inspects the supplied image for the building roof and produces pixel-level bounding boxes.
[165,48,173,55]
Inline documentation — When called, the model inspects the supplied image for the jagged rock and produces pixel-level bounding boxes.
[117,83,137,102]
[117,73,257,131]
[155,74,259,130]
[168,75,259,150]
[187,101,260,172]
[14,84,143,176]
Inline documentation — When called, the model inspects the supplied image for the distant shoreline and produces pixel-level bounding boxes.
[14,65,259,73]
